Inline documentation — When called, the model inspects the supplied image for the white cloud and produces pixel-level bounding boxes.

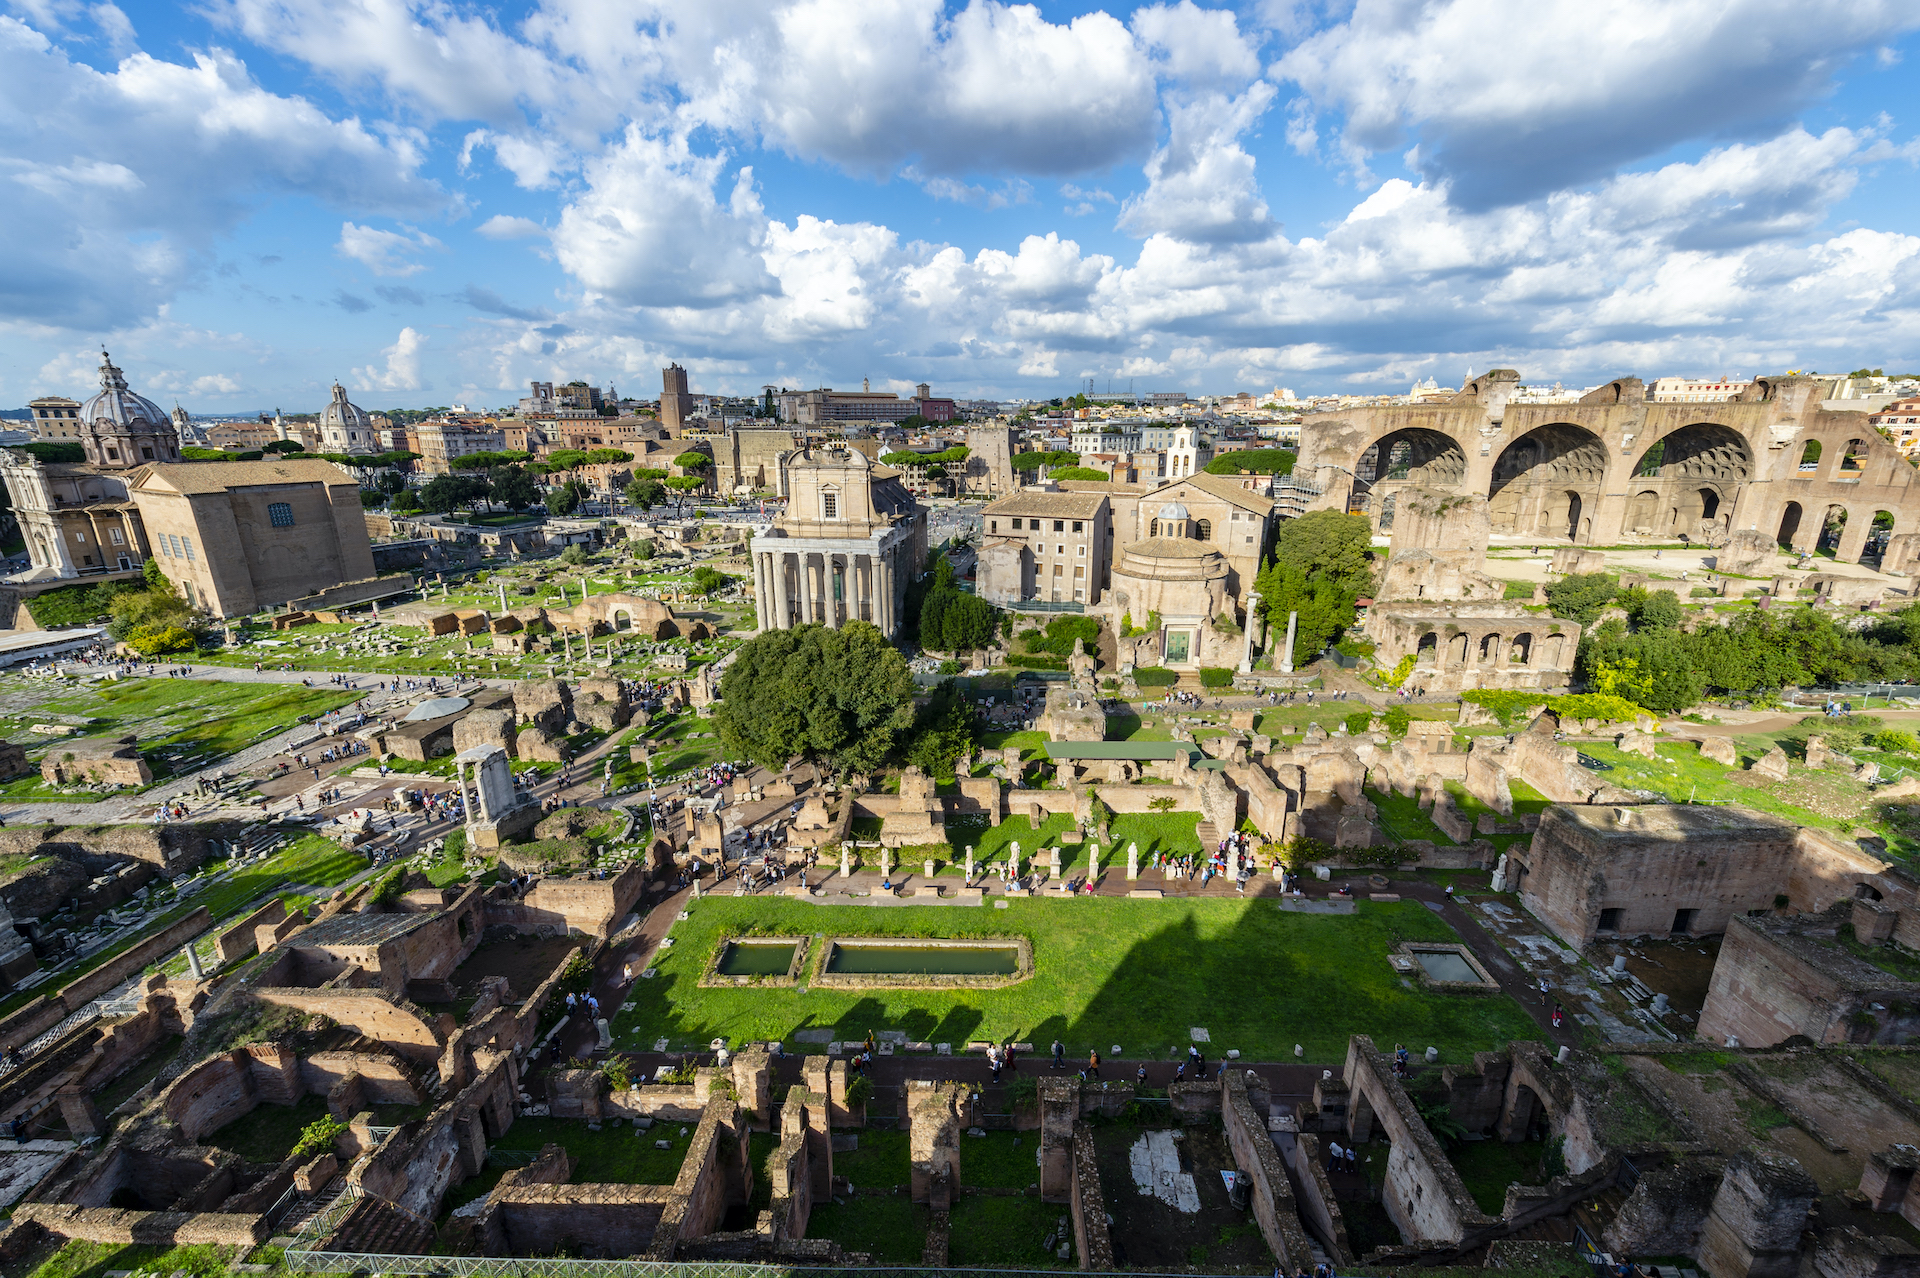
[216,0,1162,181]
[475,214,547,240]
[336,221,442,277]
[189,372,241,394]
[551,129,776,308]
[1117,84,1279,242]
[354,326,426,391]
[0,18,442,329]
[1131,1,1261,86]
[1273,0,1920,208]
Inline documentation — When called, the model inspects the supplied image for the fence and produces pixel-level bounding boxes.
[284,1256,1263,1278]
[1003,600,1084,614]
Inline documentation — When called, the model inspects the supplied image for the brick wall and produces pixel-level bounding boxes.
[1067,1119,1114,1271]
[13,1205,266,1247]
[1344,1035,1497,1245]
[1222,1071,1314,1269]
[1283,1132,1354,1264]
[491,1185,671,1257]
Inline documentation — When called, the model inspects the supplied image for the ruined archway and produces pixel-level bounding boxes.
[1510,633,1534,666]
[1356,428,1469,487]
[1487,424,1608,540]
[1627,424,1749,537]
[1627,490,1661,533]
[1798,440,1822,472]
[1355,428,1469,531]
[1820,505,1849,554]
[1777,502,1803,548]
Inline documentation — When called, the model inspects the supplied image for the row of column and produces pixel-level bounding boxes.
[756,547,895,636]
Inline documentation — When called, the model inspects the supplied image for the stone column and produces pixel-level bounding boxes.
[773,552,792,629]
[1280,610,1298,674]
[831,555,847,627]
[1238,590,1261,673]
[182,942,204,979]
[877,553,894,637]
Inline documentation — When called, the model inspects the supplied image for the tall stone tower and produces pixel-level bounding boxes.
[661,364,694,433]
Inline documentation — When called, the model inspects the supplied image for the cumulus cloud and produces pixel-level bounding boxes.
[1273,0,1920,209]
[214,0,1162,182]
[353,325,426,391]
[475,214,547,240]
[1118,84,1279,242]
[1131,1,1261,86]
[336,221,442,277]
[551,130,776,308]
[0,17,442,330]
[462,122,1920,398]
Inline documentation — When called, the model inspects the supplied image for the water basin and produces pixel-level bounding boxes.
[825,942,1018,976]
[716,941,798,977]
[1413,950,1485,983]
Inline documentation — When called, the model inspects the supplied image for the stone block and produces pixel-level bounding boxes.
[1747,747,1791,782]
[1700,736,1738,766]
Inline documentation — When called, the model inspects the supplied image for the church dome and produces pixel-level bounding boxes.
[319,382,372,433]
[1156,502,1190,522]
[79,351,168,432]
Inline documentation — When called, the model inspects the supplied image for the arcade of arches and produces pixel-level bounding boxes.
[1296,371,1920,567]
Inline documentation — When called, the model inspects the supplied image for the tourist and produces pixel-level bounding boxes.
[1538,977,1552,1006]
[1051,1038,1065,1069]
[1136,1064,1148,1086]
[1551,1003,1565,1029]
[1087,1049,1100,1078]
[1327,1139,1344,1172]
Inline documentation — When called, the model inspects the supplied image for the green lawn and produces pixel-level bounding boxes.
[803,1197,928,1264]
[613,896,1543,1063]
[963,1131,1041,1188]
[17,1240,235,1278]
[0,678,358,797]
[947,1196,1067,1268]
[205,1093,331,1164]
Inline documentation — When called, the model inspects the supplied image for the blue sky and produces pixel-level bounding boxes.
[3,0,1919,414]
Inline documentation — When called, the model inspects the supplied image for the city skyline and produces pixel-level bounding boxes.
[3,0,1919,412]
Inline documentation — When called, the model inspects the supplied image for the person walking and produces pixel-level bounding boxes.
[1087,1049,1101,1079]
[1052,1038,1065,1069]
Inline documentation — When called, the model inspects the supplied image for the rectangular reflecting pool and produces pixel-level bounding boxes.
[825,942,1019,976]
[1413,950,1486,983]
[716,941,799,977]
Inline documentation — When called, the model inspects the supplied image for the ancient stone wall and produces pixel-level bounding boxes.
[1067,1118,1114,1271]
[492,1184,671,1257]
[1344,1035,1497,1244]
[647,1096,749,1260]
[12,1205,266,1247]
[1222,1070,1313,1269]
[253,988,445,1064]
[1282,1132,1353,1264]
[1697,913,1920,1048]
[512,864,646,937]
[1698,1151,1818,1278]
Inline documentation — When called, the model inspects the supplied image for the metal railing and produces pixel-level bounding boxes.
[1004,600,1084,614]
[283,1258,1263,1278]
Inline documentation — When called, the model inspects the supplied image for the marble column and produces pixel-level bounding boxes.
[1238,590,1261,673]
[876,554,894,637]
[755,553,771,632]
[1280,610,1298,674]
[773,552,792,630]
[831,555,846,627]
[802,556,818,624]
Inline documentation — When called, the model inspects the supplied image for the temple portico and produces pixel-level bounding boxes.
[749,444,926,639]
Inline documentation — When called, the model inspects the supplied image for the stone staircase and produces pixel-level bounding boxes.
[326,1196,435,1255]
[1195,821,1221,850]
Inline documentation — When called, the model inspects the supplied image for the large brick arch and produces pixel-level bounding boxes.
[1295,373,1920,559]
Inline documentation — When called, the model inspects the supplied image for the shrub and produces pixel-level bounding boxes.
[1383,654,1416,689]
[125,624,197,657]
[1875,728,1920,755]
[845,1075,873,1108]
[1133,666,1178,687]
[1343,710,1371,735]
[1381,706,1411,737]
[1199,666,1234,689]
[292,1115,349,1158]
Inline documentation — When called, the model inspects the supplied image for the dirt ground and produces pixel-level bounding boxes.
[452,934,580,998]
[1093,1123,1275,1269]
[1591,937,1722,1015]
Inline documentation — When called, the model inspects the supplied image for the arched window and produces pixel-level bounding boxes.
[1841,439,1869,472]
[1194,519,1211,541]
[1798,440,1822,471]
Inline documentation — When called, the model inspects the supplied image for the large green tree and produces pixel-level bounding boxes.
[488,464,539,511]
[715,623,917,777]
[1266,510,1374,595]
